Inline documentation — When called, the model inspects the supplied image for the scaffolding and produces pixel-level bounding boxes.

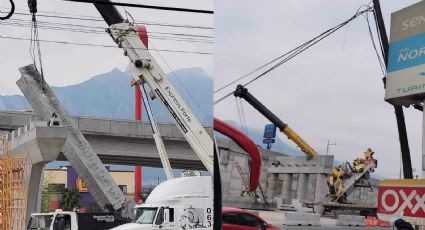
[0,135,27,230]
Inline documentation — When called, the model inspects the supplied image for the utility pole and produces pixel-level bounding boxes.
[326,140,337,155]
[373,0,413,179]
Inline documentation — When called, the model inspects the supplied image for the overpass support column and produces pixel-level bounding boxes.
[281,173,292,204]
[6,122,67,224]
[314,173,327,215]
[297,173,309,200]
[265,173,278,202]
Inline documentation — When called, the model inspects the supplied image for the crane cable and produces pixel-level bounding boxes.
[235,97,249,135]
[0,0,14,20]
[28,0,46,89]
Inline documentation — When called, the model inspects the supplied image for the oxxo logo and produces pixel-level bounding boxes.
[380,189,425,215]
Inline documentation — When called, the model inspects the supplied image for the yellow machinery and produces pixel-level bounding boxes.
[281,126,319,157]
[233,85,377,203]
[328,148,377,202]
[234,85,319,158]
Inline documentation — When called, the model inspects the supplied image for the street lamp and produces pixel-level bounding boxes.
[326,140,337,155]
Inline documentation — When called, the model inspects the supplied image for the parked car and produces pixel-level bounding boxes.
[222,207,282,230]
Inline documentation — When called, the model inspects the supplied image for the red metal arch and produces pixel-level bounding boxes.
[214,118,261,191]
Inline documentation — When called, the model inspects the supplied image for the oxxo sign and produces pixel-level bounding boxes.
[385,1,425,105]
[377,179,425,225]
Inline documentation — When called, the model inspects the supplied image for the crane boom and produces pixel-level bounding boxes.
[140,84,174,180]
[233,84,319,157]
[108,22,214,173]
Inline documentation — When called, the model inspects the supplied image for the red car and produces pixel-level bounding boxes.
[222,207,282,230]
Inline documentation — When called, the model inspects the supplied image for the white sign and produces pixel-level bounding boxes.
[385,1,425,104]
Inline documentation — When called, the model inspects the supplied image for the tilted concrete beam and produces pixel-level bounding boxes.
[17,64,125,211]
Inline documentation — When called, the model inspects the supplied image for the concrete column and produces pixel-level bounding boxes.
[281,173,293,204]
[27,164,46,220]
[314,174,328,215]
[265,173,278,201]
[297,173,309,200]
[7,123,67,224]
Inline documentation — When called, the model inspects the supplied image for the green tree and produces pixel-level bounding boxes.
[59,188,81,211]
[41,173,56,212]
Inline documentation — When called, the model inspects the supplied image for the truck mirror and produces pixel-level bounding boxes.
[164,209,169,224]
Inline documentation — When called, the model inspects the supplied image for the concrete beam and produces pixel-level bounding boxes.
[18,65,125,211]
[2,121,67,224]
[268,155,334,174]
[0,110,213,139]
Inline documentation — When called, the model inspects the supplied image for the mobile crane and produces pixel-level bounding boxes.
[233,84,319,158]
[233,84,377,204]
[24,0,219,229]
[91,2,216,229]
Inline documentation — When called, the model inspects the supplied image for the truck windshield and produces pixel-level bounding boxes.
[27,215,54,230]
[133,208,158,224]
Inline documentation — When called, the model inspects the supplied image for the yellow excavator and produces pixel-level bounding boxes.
[328,148,377,202]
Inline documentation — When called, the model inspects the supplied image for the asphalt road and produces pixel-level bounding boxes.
[282,226,390,230]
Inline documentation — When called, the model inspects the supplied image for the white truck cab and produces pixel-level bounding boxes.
[112,176,213,230]
[27,210,127,230]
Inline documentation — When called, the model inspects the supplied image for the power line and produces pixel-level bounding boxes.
[148,40,213,121]
[0,35,212,55]
[214,6,373,105]
[4,18,213,38]
[9,11,213,30]
[0,22,213,44]
[363,8,386,78]
[62,0,214,14]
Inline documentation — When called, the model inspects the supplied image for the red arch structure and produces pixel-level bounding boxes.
[134,24,149,202]
[214,118,261,191]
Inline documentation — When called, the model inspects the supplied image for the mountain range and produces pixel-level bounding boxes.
[0,67,299,184]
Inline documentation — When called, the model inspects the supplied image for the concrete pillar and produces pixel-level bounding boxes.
[281,173,293,204]
[265,173,278,202]
[314,174,328,215]
[7,122,67,224]
[27,164,46,219]
[297,173,309,200]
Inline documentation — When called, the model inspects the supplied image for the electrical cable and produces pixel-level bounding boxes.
[0,0,14,20]
[214,6,372,105]
[0,22,213,43]
[5,10,213,30]
[148,40,213,122]
[62,0,213,14]
[2,17,213,38]
[0,35,212,55]
[363,8,386,78]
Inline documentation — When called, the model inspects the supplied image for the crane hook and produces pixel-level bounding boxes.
[0,0,15,20]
